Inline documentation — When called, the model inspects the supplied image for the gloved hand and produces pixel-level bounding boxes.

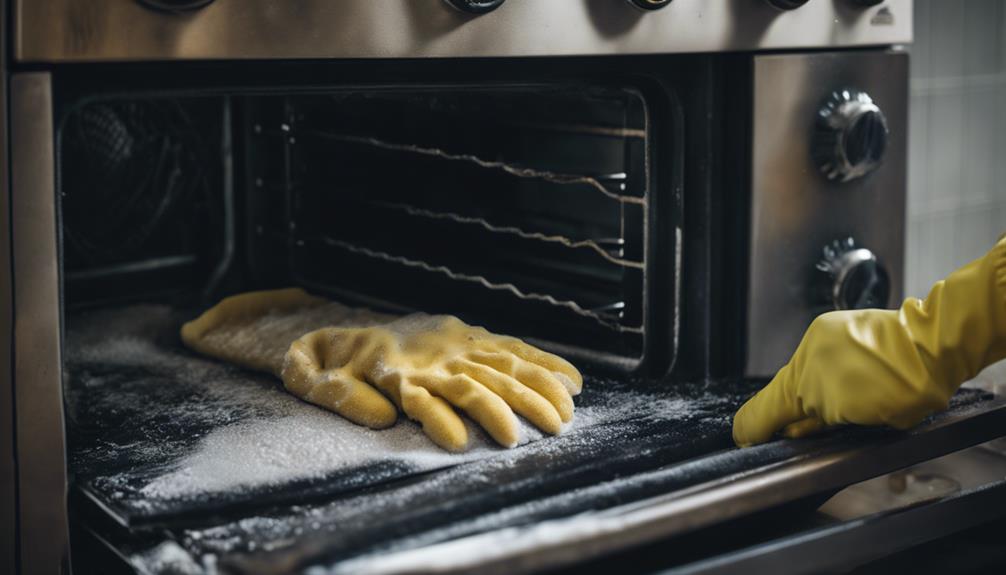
[181,288,583,452]
[282,315,582,452]
[733,237,1006,447]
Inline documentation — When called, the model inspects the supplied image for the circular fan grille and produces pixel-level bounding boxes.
[61,101,208,264]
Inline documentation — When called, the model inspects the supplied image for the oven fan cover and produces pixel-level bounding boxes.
[60,101,208,265]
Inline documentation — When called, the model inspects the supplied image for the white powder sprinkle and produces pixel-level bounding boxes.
[137,389,688,501]
[141,410,485,500]
[70,304,730,575]
[133,542,205,575]
[69,305,709,507]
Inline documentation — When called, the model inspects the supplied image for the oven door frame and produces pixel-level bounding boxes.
[7,71,71,575]
[0,2,16,572]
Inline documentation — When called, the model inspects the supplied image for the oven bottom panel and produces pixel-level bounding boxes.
[64,304,1006,574]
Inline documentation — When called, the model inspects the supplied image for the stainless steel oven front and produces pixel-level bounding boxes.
[8,2,997,575]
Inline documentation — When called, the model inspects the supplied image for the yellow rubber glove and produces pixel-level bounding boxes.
[283,316,582,452]
[733,237,1006,447]
[181,288,582,452]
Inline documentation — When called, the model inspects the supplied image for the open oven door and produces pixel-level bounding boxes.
[67,360,1006,574]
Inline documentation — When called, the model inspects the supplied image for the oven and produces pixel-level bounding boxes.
[3,1,1006,574]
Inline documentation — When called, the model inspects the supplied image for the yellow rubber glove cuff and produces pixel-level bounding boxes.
[733,236,1006,447]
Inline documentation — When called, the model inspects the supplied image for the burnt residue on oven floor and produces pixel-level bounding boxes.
[64,304,996,574]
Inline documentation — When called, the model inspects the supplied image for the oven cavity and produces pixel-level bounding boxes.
[59,98,223,306]
[57,86,652,368]
[246,87,650,363]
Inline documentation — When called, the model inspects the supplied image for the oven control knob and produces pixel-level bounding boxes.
[136,0,215,11]
[765,0,811,9]
[628,0,673,10]
[814,88,889,183]
[444,0,506,14]
[816,238,891,311]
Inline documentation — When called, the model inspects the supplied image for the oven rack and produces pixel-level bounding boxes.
[274,130,645,329]
[255,175,641,272]
[505,120,647,140]
[366,200,642,269]
[255,202,643,336]
[315,235,640,333]
[256,124,647,269]
[301,130,648,206]
[245,90,650,365]
[257,219,641,335]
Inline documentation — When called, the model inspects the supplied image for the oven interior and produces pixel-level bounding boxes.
[58,74,699,572]
[62,86,655,369]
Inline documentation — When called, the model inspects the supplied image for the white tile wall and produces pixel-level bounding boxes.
[907,0,1006,297]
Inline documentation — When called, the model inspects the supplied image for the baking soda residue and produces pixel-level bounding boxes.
[153,385,726,574]
[68,304,734,575]
[140,391,704,501]
[68,305,717,509]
